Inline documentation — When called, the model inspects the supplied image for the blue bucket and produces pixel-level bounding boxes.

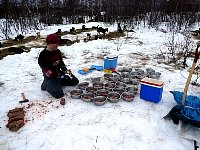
[104,55,118,69]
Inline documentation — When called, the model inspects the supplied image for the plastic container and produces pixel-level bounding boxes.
[104,55,118,69]
[140,77,164,103]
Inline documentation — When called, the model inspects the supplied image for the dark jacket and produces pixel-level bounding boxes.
[38,48,65,78]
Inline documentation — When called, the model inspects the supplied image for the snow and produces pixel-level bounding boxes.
[0,22,200,150]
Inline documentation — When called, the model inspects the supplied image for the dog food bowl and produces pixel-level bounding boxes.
[121,72,130,78]
[70,89,83,99]
[112,87,125,95]
[121,78,130,84]
[121,92,135,102]
[93,82,104,89]
[150,74,160,79]
[130,72,143,79]
[107,77,117,83]
[146,68,155,75]
[107,92,120,103]
[104,74,113,79]
[96,89,109,96]
[78,82,89,90]
[130,79,140,85]
[126,86,138,95]
[93,96,107,106]
[86,86,97,94]
[130,72,139,78]
[91,77,101,83]
[113,74,121,81]
[105,83,115,90]
[81,93,95,102]
[120,67,132,73]
[135,69,145,76]
[115,81,126,88]
[155,72,161,76]
[150,72,161,79]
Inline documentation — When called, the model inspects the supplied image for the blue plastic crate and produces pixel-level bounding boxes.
[140,77,164,103]
[104,55,118,69]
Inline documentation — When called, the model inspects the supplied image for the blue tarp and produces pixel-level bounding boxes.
[171,91,200,125]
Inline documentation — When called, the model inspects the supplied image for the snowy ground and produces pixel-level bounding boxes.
[0,22,200,150]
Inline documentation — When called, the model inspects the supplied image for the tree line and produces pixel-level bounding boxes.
[0,0,200,39]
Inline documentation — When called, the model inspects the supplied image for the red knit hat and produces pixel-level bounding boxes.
[46,34,59,44]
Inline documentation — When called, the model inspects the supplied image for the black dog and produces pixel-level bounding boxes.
[82,25,88,31]
[97,26,108,35]
[70,27,75,33]
[86,33,91,40]
[14,34,24,41]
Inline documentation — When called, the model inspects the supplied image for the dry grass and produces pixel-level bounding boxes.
[0,27,126,60]
[105,31,126,40]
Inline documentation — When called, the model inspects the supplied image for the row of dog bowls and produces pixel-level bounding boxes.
[114,67,161,79]
[77,81,139,95]
[90,67,161,84]
[70,89,136,106]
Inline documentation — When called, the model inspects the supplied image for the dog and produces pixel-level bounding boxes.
[35,32,41,39]
[86,33,91,40]
[14,34,24,41]
[70,27,75,33]
[97,26,108,35]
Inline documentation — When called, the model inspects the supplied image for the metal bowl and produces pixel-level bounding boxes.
[107,92,120,103]
[70,89,83,99]
[155,72,161,76]
[93,96,107,106]
[86,86,97,94]
[93,82,104,89]
[126,86,138,95]
[121,78,130,84]
[81,93,94,102]
[78,82,89,90]
[105,83,115,90]
[146,68,155,75]
[130,73,144,79]
[113,74,121,81]
[130,79,140,85]
[107,77,117,83]
[150,72,161,79]
[96,89,109,97]
[120,67,132,73]
[121,92,135,102]
[104,74,113,80]
[150,74,160,79]
[112,87,125,95]
[135,69,145,76]
[91,77,101,83]
[121,72,130,78]
[130,72,139,79]
[115,81,126,88]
